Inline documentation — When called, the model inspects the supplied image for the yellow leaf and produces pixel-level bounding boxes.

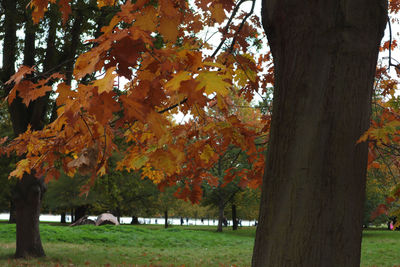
[165,71,191,91]
[151,151,176,175]
[196,71,230,96]
[134,6,157,32]
[94,67,117,94]
[10,159,31,178]
[101,16,120,34]
[97,165,106,176]
[130,155,149,170]
[200,144,215,163]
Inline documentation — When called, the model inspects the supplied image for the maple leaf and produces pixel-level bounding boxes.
[196,71,230,96]
[147,111,169,138]
[165,71,192,91]
[74,51,101,80]
[10,159,31,178]
[159,17,180,42]
[6,65,35,85]
[210,3,226,24]
[134,6,158,32]
[93,67,117,94]
[30,0,51,23]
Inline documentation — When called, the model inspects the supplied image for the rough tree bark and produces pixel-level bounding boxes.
[252,1,387,266]
[14,174,46,258]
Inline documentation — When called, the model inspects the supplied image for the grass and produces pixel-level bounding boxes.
[0,223,400,266]
[0,224,255,266]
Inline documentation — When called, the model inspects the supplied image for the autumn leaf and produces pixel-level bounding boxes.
[165,71,192,91]
[97,0,115,8]
[58,0,72,24]
[200,144,216,163]
[129,155,149,170]
[10,159,31,178]
[6,65,35,85]
[196,71,230,96]
[210,3,226,24]
[134,6,158,32]
[30,0,50,23]
[159,17,180,42]
[93,67,117,94]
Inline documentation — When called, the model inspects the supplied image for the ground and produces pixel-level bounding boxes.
[0,223,398,266]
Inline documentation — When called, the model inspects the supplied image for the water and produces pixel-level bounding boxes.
[0,213,257,226]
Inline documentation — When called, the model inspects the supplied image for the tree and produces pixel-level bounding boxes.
[0,0,117,257]
[252,1,387,266]
[43,173,98,223]
[2,0,264,259]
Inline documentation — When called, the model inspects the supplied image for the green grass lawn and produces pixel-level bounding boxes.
[0,223,399,266]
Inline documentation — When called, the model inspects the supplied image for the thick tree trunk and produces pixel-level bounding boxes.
[217,203,224,232]
[14,174,46,258]
[232,204,238,231]
[252,1,387,266]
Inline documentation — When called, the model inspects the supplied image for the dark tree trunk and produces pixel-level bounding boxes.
[8,199,16,224]
[217,203,224,232]
[232,204,238,231]
[60,212,66,224]
[14,174,46,258]
[130,216,139,224]
[74,206,87,222]
[164,210,168,229]
[252,1,387,266]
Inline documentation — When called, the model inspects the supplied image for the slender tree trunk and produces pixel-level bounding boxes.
[164,209,168,229]
[252,1,387,266]
[217,203,224,232]
[14,174,46,258]
[8,199,16,224]
[60,212,66,224]
[232,204,238,231]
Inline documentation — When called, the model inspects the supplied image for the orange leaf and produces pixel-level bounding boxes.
[6,65,35,85]
[159,17,179,42]
[93,67,117,94]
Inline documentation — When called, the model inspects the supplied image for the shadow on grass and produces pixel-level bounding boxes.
[0,253,14,261]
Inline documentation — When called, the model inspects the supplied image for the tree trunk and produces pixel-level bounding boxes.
[60,212,66,224]
[8,199,16,223]
[217,203,224,232]
[14,174,46,258]
[164,209,168,229]
[232,204,238,231]
[252,1,387,266]
[131,216,139,224]
[74,206,87,222]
